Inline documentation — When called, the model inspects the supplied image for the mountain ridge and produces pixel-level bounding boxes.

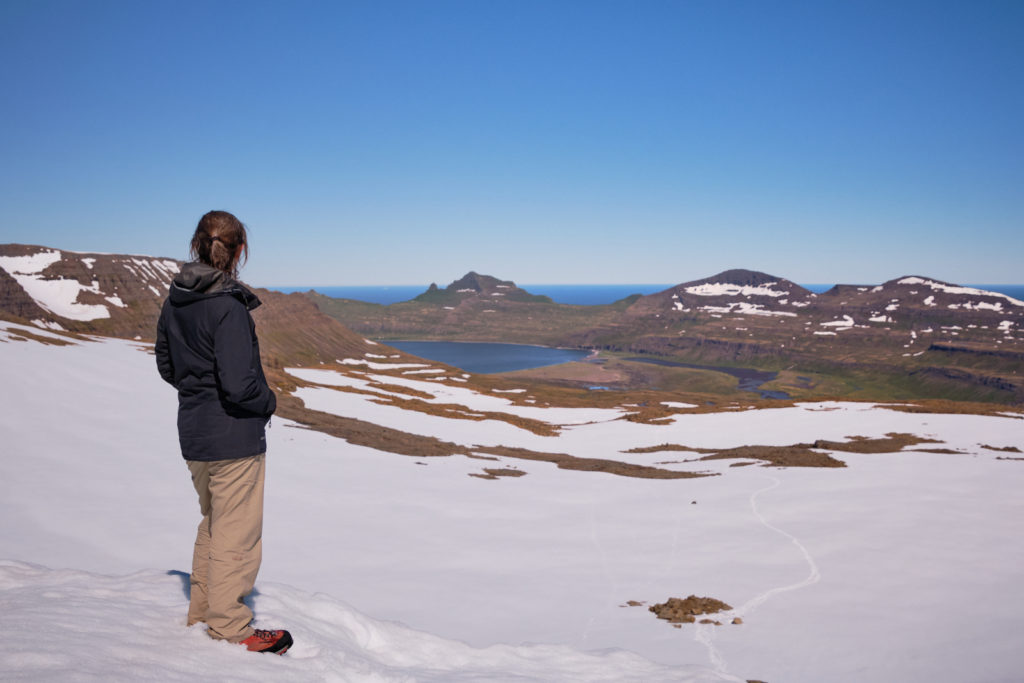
[3,244,1021,404]
[307,266,1023,404]
[0,242,413,368]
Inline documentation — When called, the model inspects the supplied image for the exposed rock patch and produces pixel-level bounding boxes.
[473,445,711,480]
[468,468,527,480]
[623,432,967,468]
[811,432,942,453]
[702,445,846,468]
[648,595,732,624]
[982,444,1022,453]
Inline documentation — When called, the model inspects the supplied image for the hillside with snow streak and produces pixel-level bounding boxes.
[0,244,179,338]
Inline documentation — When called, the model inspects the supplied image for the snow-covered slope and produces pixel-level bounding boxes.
[2,322,1023,682]
[1,561,716,682]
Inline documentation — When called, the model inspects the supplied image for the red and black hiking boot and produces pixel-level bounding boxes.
[240,628,293,655]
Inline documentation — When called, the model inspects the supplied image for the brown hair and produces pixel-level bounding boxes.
[189,210,249,278]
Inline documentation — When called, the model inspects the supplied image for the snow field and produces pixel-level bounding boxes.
[2,328,1023,682]
[289,365,623,426]
[0,561,726,683]
[287,365,1021,472]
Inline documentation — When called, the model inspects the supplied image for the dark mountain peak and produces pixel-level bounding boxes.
[413,272,552,305]
[447,271,511,294]
[625,268,815,318]
[881,275,958,289]
[685,269,786,288]
[668,269,813,299]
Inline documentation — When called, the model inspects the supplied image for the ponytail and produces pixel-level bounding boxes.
[190,210,249,278]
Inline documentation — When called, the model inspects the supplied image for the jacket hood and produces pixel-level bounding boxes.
[169,261,262,310]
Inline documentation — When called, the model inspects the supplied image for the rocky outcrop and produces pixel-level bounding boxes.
[413,271,552,305]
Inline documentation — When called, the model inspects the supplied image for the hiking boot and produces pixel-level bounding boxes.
[240,628,293,654]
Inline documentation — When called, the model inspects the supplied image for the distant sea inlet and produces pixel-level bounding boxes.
[270,283,1024,306]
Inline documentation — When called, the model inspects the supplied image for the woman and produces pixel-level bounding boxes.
[155,210,291,654]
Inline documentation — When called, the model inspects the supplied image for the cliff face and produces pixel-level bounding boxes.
[0,265,49,320]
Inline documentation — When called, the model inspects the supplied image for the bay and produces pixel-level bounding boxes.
[386,340,590,374]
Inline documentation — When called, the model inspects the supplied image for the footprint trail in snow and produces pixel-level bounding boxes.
[696,475,822,678]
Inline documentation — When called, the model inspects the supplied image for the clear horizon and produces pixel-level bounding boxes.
[2,2,1022,285]
[266,280,1024,288]
[266,281,1024,307]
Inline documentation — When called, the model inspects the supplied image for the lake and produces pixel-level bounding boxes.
[387,340,590,374]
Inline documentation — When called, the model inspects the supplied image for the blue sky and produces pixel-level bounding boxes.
[1,1,1022,286]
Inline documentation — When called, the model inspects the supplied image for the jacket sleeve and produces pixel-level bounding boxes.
[213,301,277,416]
[155,305,176,386]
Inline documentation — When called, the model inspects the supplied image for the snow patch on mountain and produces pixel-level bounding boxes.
[0,249,63,274]
[948,301,1004,312]
[338,358,430,370]
[684,283,789,298]
[699,302,796,317]
[897,277,1024,307]
[820,315,855,330]
[0,250,111,321]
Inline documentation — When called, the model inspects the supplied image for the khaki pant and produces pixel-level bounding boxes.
[186,453,265,642]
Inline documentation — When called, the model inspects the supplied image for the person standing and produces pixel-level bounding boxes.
[155,210,292,654]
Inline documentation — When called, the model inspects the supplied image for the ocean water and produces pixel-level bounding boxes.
[270,284,1024,306]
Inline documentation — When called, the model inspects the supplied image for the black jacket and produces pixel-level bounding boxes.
[155,262,276,461]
